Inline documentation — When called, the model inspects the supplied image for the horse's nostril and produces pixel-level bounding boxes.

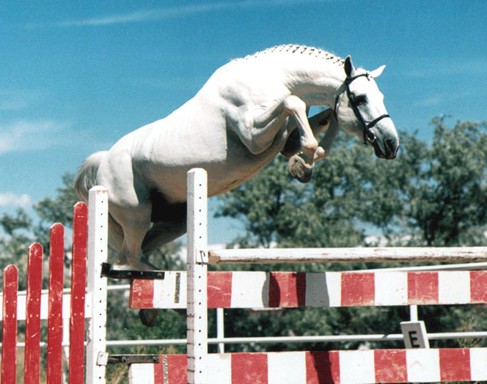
[385,138,398,158]
[385,139,393,151]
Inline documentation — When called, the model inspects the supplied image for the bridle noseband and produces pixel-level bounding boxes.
[334,73,391,144]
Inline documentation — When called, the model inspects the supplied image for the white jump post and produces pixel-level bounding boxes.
[86,186,109,384]
[187,169,209,384]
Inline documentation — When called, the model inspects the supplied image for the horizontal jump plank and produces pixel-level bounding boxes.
[129,270,487,309]
[208,247,487,264]
[129,348,487,384]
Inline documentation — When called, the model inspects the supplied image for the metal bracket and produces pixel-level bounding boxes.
[101,262,165,280]
[107,354,160,365]
[107,355,159,365]
[97,349,160,367]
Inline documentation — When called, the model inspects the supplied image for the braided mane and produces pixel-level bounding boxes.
[241,44,344,66]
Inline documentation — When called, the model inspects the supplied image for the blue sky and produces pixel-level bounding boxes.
[1,0,486,243]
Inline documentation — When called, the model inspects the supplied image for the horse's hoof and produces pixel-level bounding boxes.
[288,154,313,183]
[139,309,160,327]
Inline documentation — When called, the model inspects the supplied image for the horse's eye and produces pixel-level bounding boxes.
[355,95,368,105]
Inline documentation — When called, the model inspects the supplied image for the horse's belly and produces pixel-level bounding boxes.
[143,136,282,204]
[145,159,263,203]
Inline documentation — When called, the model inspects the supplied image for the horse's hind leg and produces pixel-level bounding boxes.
[139,200,187,327]
[106,213,124,254]
[113,206,166,327]
[109,203,153,270]
[142,219,187,257]
[141,195,188,257]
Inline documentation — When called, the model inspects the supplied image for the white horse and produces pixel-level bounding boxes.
[76,44,399,271]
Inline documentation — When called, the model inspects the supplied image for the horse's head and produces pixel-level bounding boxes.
[334,56,399,159]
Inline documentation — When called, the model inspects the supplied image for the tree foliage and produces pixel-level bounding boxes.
[359,118,487,246]
[218,118,487,248]
[215,117,487,351]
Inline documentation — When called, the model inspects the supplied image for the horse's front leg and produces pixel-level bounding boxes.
[253,95,318,162]
[281,109,335,158]
[286,112,340,183]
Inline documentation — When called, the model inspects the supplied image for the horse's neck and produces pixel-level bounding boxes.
[285,61,345,105]
[251,52,346,106]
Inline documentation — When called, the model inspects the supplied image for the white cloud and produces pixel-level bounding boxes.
[29,1,332,28]
[0,193,32,208]
[0,119,68,154]
[415,95,444,107]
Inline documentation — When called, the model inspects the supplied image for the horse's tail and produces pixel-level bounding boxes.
[74,151,107,201]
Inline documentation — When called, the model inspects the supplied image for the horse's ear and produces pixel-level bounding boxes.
[344,56,355,78]
[370,65,386,79]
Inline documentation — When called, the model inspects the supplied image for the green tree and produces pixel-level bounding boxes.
[0,209,34,290]
[358,118,487,246]
[215,117,487,352]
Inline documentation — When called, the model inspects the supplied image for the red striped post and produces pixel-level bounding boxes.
[69,202,88,384]
[24,243,43,384]
[2,265,19,384]
[47,223,65,384]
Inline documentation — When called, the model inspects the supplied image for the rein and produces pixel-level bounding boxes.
[334,73,391,144]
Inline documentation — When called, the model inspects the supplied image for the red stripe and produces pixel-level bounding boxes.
[208,272,233,308]
[374,349,407,383]
[440,348,471,382]
[408,272,439,304]
[130,280,155,308]
[341,272,375,306]
[166,354,188,384]
[232,353,268,383]
[470,271,487,303]
[154,356,163,383]
[269,272,307,308]
[24,243,43,384]
[47,223,65,384]
[1,265,18,384]
[69,202,88,384]
[306,351,340,383]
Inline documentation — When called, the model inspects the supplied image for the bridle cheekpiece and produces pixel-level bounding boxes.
[334,73,391,144]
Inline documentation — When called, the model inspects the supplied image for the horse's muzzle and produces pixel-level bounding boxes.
[373,138,399,160]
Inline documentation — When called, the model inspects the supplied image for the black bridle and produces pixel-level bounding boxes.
[334,73,391,144]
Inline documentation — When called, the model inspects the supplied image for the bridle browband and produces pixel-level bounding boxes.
[334,73,391,144]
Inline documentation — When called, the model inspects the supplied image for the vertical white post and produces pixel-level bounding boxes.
[409,305,418,321]
[187,169,208,384]
[86,186,108,384]
[216,308,225,353]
